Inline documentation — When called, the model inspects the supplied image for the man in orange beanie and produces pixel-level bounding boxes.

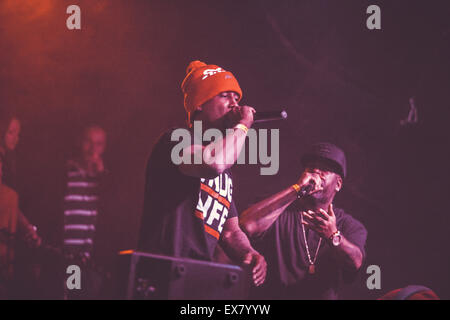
[138,60,266,287]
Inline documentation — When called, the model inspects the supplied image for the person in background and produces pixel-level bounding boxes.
[62,125,113,299]
[0,113,41,246]
[1,114,42,238]
[0,112,44,298]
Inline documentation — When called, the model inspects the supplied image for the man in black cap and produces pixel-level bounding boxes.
[239,142,367,299]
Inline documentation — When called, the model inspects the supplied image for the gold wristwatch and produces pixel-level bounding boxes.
[329,230,342,247]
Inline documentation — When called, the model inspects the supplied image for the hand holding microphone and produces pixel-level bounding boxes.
[226,107,288,129]
[296,172,323,197]
[226,105,256,129]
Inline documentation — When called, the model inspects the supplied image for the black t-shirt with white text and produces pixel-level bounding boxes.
[138,128,237,261]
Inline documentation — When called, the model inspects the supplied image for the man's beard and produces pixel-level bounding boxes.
[221,114,234,130]
[302,190,330,209]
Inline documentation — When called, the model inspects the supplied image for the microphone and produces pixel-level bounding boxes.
[253,110,288,123]
[298,180,315,198]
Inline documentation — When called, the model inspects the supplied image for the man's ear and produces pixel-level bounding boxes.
[335,175,343,192]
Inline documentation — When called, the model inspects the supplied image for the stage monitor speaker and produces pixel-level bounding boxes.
[116,250,250,300]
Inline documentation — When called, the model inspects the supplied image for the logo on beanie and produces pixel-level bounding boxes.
[202,67,226,80]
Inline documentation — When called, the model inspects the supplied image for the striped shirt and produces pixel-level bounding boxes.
[63,160,104,259]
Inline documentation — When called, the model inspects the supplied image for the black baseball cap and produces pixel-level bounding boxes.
[301,142,347,178]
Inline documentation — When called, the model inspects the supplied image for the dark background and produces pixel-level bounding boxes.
[1,0,449,299]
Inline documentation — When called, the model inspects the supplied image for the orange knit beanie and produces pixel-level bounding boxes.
[181,60,243,124]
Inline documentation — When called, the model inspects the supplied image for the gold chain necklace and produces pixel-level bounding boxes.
[301,213,322,274]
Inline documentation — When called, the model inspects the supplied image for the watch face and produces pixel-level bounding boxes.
[332,234,342,246]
